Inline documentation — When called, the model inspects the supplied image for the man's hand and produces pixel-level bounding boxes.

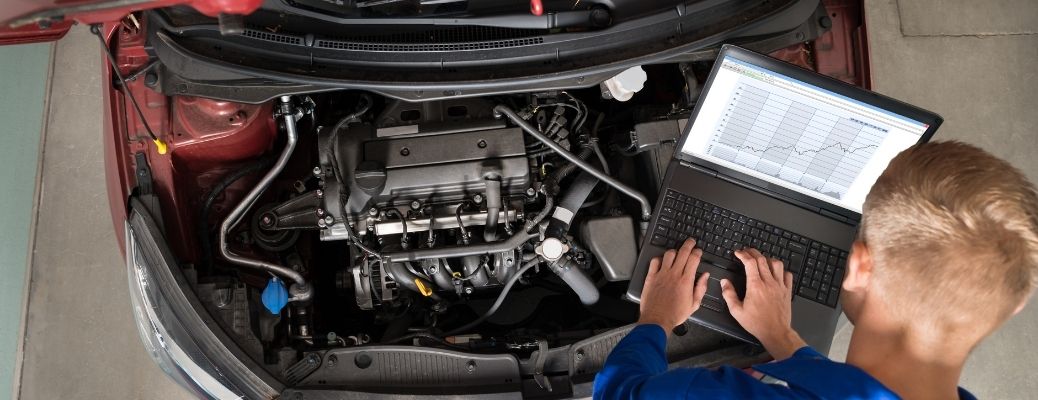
[638,239,711,331]
[721,248,806,360]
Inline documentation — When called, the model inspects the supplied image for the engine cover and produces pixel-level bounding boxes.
[318,121,531,241]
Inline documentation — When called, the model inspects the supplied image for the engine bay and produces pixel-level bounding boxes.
[194,83,688,356]
[132,63,758,382]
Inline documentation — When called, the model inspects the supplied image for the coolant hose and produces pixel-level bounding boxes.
[546,171,599,238]
[495,105,652,220]
[552,257,599,305]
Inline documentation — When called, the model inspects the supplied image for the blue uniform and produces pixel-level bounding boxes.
[593,325,977,400]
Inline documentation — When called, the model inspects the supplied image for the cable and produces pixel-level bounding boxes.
[91,24,167,154]
[325,97,381,259]
[444,258,542,336]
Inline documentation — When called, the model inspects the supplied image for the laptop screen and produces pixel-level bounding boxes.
[680,55,930,213]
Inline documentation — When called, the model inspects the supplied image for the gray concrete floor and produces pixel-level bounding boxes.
[12,1,1038,399]
[16,26,188,400]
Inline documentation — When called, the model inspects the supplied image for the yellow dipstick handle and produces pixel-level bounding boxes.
[153,138,169,155]
[414,278,434,297]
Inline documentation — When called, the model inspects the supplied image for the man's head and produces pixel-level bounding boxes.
[842,141,1038,341]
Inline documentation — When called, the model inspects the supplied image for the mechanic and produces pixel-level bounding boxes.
[594,141,1038,399]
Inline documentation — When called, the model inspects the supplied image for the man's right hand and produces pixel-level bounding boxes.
[720,248,806,360]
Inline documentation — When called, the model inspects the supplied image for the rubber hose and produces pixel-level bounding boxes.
[551,257,599,305]
[546,171,599,238]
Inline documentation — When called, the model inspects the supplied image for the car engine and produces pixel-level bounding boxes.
[206,86,681,351]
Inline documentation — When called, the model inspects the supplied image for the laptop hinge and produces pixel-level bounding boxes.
[699,168,822,215]
[682,161,717,177]
[819,207,857,225]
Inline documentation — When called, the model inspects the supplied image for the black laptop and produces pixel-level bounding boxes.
[626,45,942,354]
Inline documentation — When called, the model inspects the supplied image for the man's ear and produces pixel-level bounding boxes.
[843,240,873,292]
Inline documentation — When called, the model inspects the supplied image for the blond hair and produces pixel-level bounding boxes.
[861,141,1038,329]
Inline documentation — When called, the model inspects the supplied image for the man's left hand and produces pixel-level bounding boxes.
[637,239,711,330]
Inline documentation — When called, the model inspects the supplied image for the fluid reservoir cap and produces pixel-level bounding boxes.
[602,66,647,102]
[261,277,289,315]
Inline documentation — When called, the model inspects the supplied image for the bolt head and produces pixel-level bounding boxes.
[464,287,474,295]
[477,139,488,148]
[317,219,327,228]
[368,208,379,216]
[472,194,483,204]
[313,166,322,176]
[525,188,537,197]
[400,147,411,156]
[324,216,335,225]
[315,189,324,197]
[316,208,326,216]
[410,200,421,210]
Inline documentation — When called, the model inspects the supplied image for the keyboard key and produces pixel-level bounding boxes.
[652,234,667,246]
[661,207,677,218]
[799,286,818,299]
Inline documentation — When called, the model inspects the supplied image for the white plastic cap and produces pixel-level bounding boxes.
[603,66,647,102]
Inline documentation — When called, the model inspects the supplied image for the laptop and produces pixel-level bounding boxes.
[626,45,942,354]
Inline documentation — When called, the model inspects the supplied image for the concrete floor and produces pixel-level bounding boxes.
[9,0,1038,399]
[15,26,188,400]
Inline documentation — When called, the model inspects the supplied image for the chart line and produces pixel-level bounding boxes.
[731,142,879,157]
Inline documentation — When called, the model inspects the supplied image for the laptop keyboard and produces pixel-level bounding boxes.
[651,189,846,308]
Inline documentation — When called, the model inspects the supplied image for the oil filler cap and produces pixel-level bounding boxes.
[262,277,289,314]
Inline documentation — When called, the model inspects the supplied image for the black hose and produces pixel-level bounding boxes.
[546,172,599,238]
[198,157,274,269]
[444,258,541,336]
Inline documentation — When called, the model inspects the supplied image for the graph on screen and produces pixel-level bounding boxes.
[706,82,886,200]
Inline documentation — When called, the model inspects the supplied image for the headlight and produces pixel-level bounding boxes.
[126,200,280,400]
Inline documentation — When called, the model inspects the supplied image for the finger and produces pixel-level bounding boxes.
[646,257,661,283]
[734,250,761,288]
[769,258,784,282]
[672,239,696,275]
[720,279,743,315]
[784,271,793,290]
[747,248,772,283]
[682,248,704,279]
[692,272,710,307]
[661,249,677,273]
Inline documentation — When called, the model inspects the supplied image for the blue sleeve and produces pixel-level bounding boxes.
[593,325,800,400]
